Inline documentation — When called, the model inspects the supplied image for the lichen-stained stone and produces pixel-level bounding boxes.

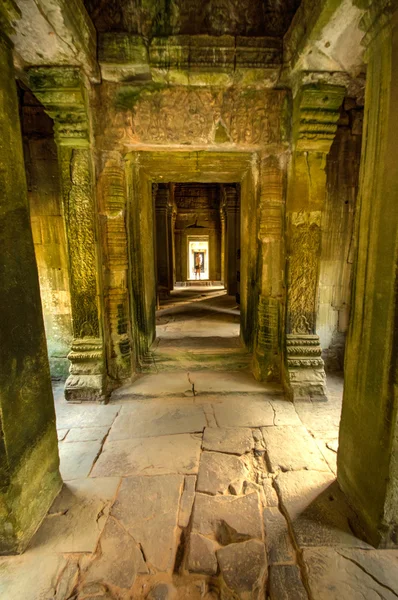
[261,425,330,473]
[192,492,262,542]
[263,507,295,564]
[178,476,197,527]
[187,533,218,575]
[274,472,371,549]
[202,427,254,455]
[111,475,183,572]
[82,517,147,590]
[217,540,266,598]
[303,548,398,600]
[107,403,206,441]
[59,440,103,480]
[197,451,247,495]
[29,478,120,554]
[90,434,202,477]
[268,564,308,600]
[213,398,274,428]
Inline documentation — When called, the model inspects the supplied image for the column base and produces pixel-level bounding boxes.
[0,426,62,555]
[285,334,327,401]
[65,338,106,402]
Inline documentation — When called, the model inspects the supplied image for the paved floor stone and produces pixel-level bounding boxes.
[59,440,103,479]
[65,426,109,442]
[269,400,302,426]
[111,475,183,572]
[262,425,330,473]
[187,533,218,575]
[90,433,202,477]
[55,403,120,429]
[268,564,308,600]
[217,539,266,598]
[197,451,248,495]
[263,507,295,564]
[202,427,254,454]
[213,398,275,428]
[178,475,197,527]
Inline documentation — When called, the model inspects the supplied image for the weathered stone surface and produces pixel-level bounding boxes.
[147,582,177,600]
[217,540,266,597]
[65,427,109,442]
[192,492,263,542]
[202,427,254,454]
[57,428,69,441]
[59,440,103,480]
[269,400,302,426]
[108,403,206,440]
[268,564,308,599]
[274,472,370,548]
[178,476,196,527]
[294,398,342,436]
[55,403,120,429]
[303,548,398,599]
[90,434,202,477]
[83,517,147,589]
[213,398,274,428]
[262,425,330,473]
[29,478,120,553]
[111,475,183,571]
[263,478,279,507]
[263,507,295,564]
[197,451,247,495]
[187,533,218,575]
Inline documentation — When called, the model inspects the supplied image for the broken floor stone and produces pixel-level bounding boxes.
[82,516,148,590]
[108,402,206,440]
[197,451,247,495]
[147,582,177,599]
[263,507,295,565]
[217,540,266,598]
[274,471,371,548]
[111,475,183,572]
[192,492,263,543]
[202,427,254,455]
[187,533,218,575]
[65,426,109,442]
[262,478,279,507]
[268,564,308,600]
[303,547,398,599]
[213,397,274,428]
[29,478,120,554]
[90,433,202,477]
[59,439,103,480]
[261,425,330,473]
[178,475,196,527]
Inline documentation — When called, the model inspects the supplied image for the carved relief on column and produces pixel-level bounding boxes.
[99,161,131,381]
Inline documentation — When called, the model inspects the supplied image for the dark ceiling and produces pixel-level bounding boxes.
[83,0,301,39]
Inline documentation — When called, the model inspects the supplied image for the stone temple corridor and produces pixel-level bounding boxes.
[1,0,398,598]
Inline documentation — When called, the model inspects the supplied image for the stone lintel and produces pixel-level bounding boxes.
[285,334,327,401]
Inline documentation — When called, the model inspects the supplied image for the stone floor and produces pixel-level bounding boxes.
[1,291,398,599]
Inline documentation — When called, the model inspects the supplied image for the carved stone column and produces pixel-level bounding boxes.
[154,184,172,296]
[285,83,345,400]
[167,199,174,291]
[224,185,240,297]
[0,7,61,553]
[338,2,398,547]
[29,67,106,401]
[220,207,226,286]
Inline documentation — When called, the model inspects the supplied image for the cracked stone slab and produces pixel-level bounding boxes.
[274,471,371,548]
[303,547,398,599]
[263,507,295,565]
[217,539,266,598]
[59,440,103,480]
[268,565,308,599]
[213,398,274,428]
[197,451,248,495]
[178,475,196,527]
[29,478,120,554]
[192,492,263,542]
[111,475,183,572]
[262,478,279,507]
[202,427,254,454]
[90,434,202,477]
[187,533,218,575]
[261,425,330,473]
[57,428,68,441]
[82,516,148,590]
[269,400,302,426]
[294,399,342,437]
[65,426,109,443]
[108,402,206,440]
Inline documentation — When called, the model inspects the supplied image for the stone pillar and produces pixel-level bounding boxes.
[167,200,174,291]
[154,184,171,296]
[0,11,61,553]
[225,185,240,296]
[29,67,106,402]
[338,3,398,548]
[285,83,345,401]
[220,208,226,286]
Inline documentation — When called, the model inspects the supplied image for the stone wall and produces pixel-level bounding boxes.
[20,87,73,379]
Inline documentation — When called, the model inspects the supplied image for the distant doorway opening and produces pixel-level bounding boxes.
[188,238,209,281]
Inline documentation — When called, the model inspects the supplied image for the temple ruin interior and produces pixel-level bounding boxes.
[1,0,398,598]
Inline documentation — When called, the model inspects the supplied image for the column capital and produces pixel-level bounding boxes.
[28,67,90,147]
[293,83,346,153]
